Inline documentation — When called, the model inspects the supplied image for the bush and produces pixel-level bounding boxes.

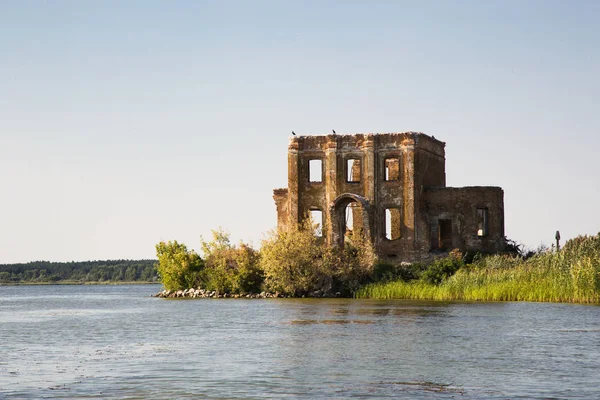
[420,256,464,285]
[260,219,329,296]
[326,230,377,295]
[260,220,377,296]
[155,241,204,290]
[371,262,424,283]
[200,228,263,294]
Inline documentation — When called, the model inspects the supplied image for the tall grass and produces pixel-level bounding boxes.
[356,234,600,303]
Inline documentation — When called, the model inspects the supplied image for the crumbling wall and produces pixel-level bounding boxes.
[425,186,505,254]
[274,132,504,263]
[273,188,289,230]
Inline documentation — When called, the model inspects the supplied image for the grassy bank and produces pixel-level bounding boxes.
[356,234,600,303]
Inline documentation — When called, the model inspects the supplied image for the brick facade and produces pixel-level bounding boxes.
[273,132,504,262]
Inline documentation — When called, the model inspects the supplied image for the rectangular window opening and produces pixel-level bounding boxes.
[346,158,361,183]
[309,209,323,237]
[438,219,452,250]
[385,208,401,240]
[308,159,323,182]
[477,208,489,237]
[384,158,400,181]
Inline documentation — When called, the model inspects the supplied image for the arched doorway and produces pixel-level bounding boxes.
[329,193,372,247]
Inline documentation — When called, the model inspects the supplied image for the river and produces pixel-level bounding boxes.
[1,284,599,399]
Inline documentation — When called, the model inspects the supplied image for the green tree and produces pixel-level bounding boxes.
[200,228,263,293]
[0,272,10,282]
[155,241,204,290]
[327,230,377,293]
[260,218,377,296]
[260,219,330,296]
[125,266,138,281]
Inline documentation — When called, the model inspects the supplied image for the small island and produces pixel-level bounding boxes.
[153,132,600,304]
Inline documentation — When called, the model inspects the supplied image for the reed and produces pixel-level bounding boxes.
[355,234,600,303]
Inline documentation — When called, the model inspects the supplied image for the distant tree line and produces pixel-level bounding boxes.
[0,259,158,284]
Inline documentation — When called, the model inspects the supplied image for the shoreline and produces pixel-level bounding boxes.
[154,288,343,299]
[0,281,159,286]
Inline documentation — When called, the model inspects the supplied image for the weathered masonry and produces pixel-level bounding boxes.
[273,132,505,262]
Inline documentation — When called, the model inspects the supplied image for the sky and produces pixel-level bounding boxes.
[1,0,599,263]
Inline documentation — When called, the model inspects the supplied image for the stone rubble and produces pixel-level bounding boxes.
[152,288,343,299]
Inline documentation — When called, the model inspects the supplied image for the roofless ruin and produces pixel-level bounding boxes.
[273,132,505,262]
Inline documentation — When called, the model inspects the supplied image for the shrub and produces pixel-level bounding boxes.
[420,256,464,285]
[260,219,329,296]
[326,230,377,294]
[155,241,205,291]
[371,261,423,283]
[371,262,397,282]
[503,236,526,257]
[260,218,378,296]
[200,228,263,294]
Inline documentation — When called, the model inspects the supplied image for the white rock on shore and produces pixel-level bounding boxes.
[153,288,287,299]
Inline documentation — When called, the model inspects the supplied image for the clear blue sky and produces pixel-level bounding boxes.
[1,0,599,263]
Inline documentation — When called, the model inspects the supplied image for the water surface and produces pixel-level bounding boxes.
[1,285,599,399]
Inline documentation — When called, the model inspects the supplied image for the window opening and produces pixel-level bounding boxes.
[438,219,452,250]
[477,208,489,237]
[309,209,323,237]
[344,202,362,244]
[385,208,401,240]
[308,159,323,182]
[384,158,400,181]
[345,203,358,232]
[345,204,354,232]
[346,158,361,182]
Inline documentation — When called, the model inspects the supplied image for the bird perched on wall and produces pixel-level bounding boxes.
[332,129,336,134]
[292,131,296,136]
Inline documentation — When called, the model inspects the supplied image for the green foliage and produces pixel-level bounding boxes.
[420,256,464,285]
[155,221,377,296]
[155,241,204,291]
[503,236,526,257]
[371,262,424,283]
[260,221,377,296]
[562,232,600,257]
[0,271,10,282]
[150,228,600,303]
[200,228,263,294]
[0,260,158,284]
[260,219,329,296]
[356,233,600,303]
[371,263,397,282]
[327,230,377,294]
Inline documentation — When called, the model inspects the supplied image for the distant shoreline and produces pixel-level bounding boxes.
[0,259,158,285]
[0,281,159,286]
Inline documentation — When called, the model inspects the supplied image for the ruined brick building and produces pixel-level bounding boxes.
[273,132,505,262]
